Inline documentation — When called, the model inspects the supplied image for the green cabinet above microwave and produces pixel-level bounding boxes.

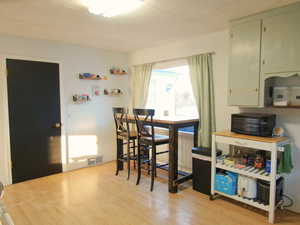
[228,20,261,106]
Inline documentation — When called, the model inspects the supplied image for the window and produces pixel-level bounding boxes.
[146,64,198,126]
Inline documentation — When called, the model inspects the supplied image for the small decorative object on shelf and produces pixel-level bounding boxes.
[254,151,265,169]
[72,94,91,104]
[273,127,284,137]
[103,89,109,95]
[110,67,128,75]
[92,86,101,96]
[79,73,108,80]
[104,88,123,96]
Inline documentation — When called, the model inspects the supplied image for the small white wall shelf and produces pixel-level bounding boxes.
[110,68,128,75]
[263,73,300,108]
[72,94,91,104]
[79,73,108,80]
[103,88,123,96]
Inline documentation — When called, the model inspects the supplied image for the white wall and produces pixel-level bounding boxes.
[129,30,300,213]
[0,34,130,184]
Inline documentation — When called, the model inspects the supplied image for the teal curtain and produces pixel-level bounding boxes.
[188,53,216,148]
[131,63,153,108]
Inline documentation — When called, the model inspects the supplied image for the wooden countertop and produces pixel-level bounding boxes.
[125,114,199,125]
[214,131,288,143]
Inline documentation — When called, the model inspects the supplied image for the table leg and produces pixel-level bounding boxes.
[268,144,278,224]
[168,125,178,193]
[117,138,124,171]
[211,134,216,197]
[193,122,199,147]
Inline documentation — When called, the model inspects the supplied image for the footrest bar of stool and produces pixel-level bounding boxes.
[174,173,193,185]
[141,159,151,164]
[156,163,168,168]
[156,150,169,155]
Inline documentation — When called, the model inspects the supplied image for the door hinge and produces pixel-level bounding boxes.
[262,59,266,65]
[264,27,267,32]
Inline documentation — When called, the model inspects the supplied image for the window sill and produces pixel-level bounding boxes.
[155,127,194,137]
[179,131,194,135]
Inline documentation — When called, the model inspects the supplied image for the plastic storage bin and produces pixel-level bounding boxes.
[290,87,300,106]
[273,87,289,106]
[256,177,284,205]
[215,172,238,195]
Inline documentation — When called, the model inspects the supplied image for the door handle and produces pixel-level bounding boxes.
[52,123,62,128]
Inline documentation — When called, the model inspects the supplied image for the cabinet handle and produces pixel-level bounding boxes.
[262,59,265,65]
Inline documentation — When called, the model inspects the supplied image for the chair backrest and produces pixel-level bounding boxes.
[112,107,130,136]
[133,108,155,141]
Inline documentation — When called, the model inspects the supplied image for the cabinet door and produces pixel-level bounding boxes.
[228,20,262,106]
[262,11,300,75]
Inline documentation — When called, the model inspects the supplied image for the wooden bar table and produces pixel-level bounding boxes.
[116,115,199,193]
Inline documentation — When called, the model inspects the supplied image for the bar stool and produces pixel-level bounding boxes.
[133,108,169,191]
[113,107,137,180]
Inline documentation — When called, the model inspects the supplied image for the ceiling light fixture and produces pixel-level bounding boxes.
[83,0,144,17]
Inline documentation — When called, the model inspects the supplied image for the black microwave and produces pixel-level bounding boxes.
[231,113,276,137]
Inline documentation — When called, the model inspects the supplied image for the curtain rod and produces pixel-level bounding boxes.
[134,51,216,66]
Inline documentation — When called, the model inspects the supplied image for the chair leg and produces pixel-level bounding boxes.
[116,139,121,176]
[147,148,151,175]
[133,139,136,169]
[115,163,119,176]
[127,139,131,180]
[136,143,141,185]
[154,148,157,177]
[150,145,156,192]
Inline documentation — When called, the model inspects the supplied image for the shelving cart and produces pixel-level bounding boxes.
[211,131,290,224]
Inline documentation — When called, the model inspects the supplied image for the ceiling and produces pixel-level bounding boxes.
[0,0,298,52]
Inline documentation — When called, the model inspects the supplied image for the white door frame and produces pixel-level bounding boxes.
[0,54,67,185]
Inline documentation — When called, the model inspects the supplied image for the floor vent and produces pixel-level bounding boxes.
[88,156,103,166]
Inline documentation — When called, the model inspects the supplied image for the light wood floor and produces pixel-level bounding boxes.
[3,162,300,225]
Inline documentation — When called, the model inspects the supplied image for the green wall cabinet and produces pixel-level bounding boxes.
[261,11,300,76]
[228,20,261,106]
[228,2,300,107]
